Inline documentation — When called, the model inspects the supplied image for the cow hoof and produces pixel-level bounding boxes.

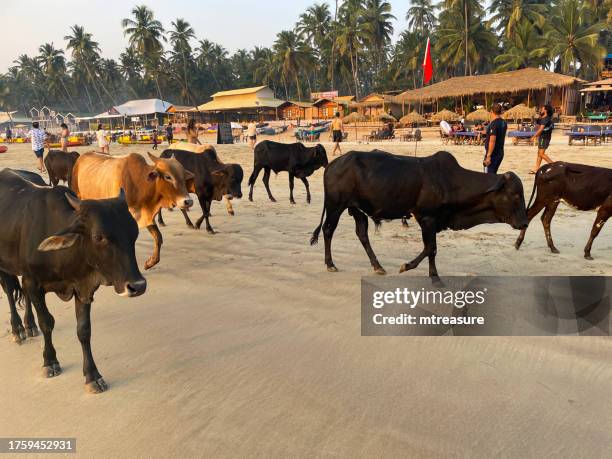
[42,363,62,378]
[228,210,235,216]
[12,329,26,344]
[85,378,108,394]
[326,265,338,273]
[432,277,445,288]
[374,267,387,275]
[270,198,277,203]
[290,200,296,205]
[206,228,215,235]
[399,263,416,273]
[248,197,253,202]
[26,326,39,337]
[585,255,594,261]
[550,248,560,254]
[514,240,522,250]
[158,222,166,227]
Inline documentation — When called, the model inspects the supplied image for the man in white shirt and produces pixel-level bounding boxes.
[96,123,110,154]
[28,121,47,173]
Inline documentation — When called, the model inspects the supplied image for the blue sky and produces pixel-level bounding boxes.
[1,0,414,72]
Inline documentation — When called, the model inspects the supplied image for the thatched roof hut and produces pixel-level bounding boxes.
[343,112,368,123]
[431,109,460,122]
[399,111,425,124]
[375,112,397,122]
[466,108,491,121]
[502,104,536,120]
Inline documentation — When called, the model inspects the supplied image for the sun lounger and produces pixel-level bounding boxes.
[566,125,602,146]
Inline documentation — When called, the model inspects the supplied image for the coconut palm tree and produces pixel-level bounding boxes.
[494,20,549,71]
[391,30,426,88]
[336,0,367,97]
[406,0,436,33]
[362,0,396,75]
[169,18,196,105]
[253,47,281,96]
[37,43,73,107]
[490,0,547,38]
[273,30,314,101]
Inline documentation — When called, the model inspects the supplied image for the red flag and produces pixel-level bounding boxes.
[422,37,433,85]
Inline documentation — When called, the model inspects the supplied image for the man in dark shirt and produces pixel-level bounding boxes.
[165,123,174,145]
[530,104,554,174]
[483,103,507,174]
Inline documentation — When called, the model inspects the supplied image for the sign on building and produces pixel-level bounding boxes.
[311,91,339,100]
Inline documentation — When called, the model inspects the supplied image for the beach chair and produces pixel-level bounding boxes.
[567,125,602,146]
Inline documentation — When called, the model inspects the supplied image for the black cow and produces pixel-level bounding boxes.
[310,151,529,282]
[0,168,146,393]
[515,162,611,259]
[44,150,80,187]
[248,140,328,204]
[158,146,243,233]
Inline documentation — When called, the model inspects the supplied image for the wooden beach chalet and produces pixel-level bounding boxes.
[197,86,285,121]
[352,93,403,119]
[394,68,584,116]
[279,101,314,120]
[311,96,354,119]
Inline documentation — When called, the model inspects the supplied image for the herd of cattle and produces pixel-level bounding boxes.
[1,139,610,394]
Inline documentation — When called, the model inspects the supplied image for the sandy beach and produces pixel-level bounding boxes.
[1,133,611,457]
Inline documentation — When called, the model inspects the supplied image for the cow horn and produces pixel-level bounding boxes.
[147,152,161,164]
[65,192,81,211]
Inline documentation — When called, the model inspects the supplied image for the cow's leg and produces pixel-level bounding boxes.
[225,195,235,216]
[144,223,163,270]
[24,281,61,378]
[289,173,296,204]
[515,196,548,250]
[195,196,215,233]
[350,208,386,275]
[401,217,409,228]
[400,217,439,281]
[2,275,26,343]
[541,201,560,254]
[300,177,311,203]
[323,207,345,272]
[75,299,107,393]
[584,205,610,260]
[23,296,39,337]
[248,166,262,201]
[262,168,276,202]
[156,209,166,227]
[180,208,195,229]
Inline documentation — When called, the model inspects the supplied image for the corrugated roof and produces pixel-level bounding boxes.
[198,96,285,111]
[583,78,612,87]
[112,99,173,116]
[211,86,268,97]
[281,101,314,108]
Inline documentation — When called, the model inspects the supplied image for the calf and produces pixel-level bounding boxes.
[248,140,328,204]
[44,150,80,187]
[0,168,146,393]
[158,144,243,233]
[72,152,194,269]
[515,162,611,259]
[311,150,528,282]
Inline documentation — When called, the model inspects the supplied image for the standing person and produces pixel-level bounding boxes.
[483,103,507,174]
[28,121,47,173]
[530,104,555,174]
[96,123,110,154]
[59,122,70,152]
[5,126,12,143]
[165,122,174,145]
[152,128,158,150]
[331,112,344,155]
[187,119,201,144]
[247,120,257,149]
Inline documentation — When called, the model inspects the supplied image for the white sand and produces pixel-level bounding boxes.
[1,134,611,457]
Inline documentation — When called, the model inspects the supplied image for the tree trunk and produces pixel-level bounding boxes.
[464,0,469,76]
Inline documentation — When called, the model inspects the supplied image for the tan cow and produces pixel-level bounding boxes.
[72,151,194,269]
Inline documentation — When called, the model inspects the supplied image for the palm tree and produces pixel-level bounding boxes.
[37,43,73,107]
[169,18,196,105]
[336,0,366,97]
[297,2,332,49]
[494,20,549,71]
[548,0,605,78]
[273,30,313,101]
[391,30,426,88]
[490,0,547,38]
[122,5,166,99]
[406,0,436,33]
[253,47,280,95]
[362,0,396,75]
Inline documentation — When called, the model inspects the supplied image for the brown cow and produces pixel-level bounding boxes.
[72,151,194,269]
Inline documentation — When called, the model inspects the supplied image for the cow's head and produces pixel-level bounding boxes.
[211,164,243,201]
[486,172,529,230]
[69,151,80,161]
[147,152,194,210]
[314,144,329,169]
[38,190,146,298]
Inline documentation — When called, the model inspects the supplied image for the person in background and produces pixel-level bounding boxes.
[152,128,158,150]
[5,126,12,143]
[166,122,174,145]
[530,104,555,174]
[28,121,47,173]
[187,119,201,144]
[483,103,507,174]
[331,112,344,155]
[59,122,70,152]
[96,123,110,154]
[247,120,257,150]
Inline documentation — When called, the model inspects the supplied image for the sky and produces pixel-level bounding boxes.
[1,0,413,72]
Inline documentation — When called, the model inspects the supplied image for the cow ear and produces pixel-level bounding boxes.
[184,169,195,180]
[38,233,80,252]
[147,152,161,165]
[117,188,126,201]
[486,176,506,193]
[147,171,158,182]
[212,169,228,177]
[65,192,81,211]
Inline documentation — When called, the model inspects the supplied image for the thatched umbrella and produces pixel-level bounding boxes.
[375,112,397,122]
[399,111,426,125]
[502,103,536,121]
[343,112,368,124]
[431,109,460,122]
[466,108,491,121]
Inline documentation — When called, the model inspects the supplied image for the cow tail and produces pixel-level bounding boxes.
[526,171,539,210]
[310,204,326,246]
[247,169,257,187]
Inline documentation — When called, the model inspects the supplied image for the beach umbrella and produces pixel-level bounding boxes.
[343,112,367,124]
[431,109,460,122]
[375,112,397,122]
[399,111,426,125]
[502,104,536,121]
[466,108,491,121]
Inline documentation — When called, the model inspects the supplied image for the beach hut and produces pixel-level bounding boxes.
[279,101,314,120]
[431,109,460,122]
[353,93,403,119]
[198,86,285,121]
[399,111,426,125]
[343,112,368,124]
[375,112,397,122]
[503,104,536,122]
[466,108,491,121]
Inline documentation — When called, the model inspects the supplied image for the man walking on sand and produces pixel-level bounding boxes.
[483,103,507,174]
[96,123,110,154]
[165,122,174,145]
[331,112,344,155]
[530,104,555,174]
[28,121,47,173]
[247,120,257,150]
